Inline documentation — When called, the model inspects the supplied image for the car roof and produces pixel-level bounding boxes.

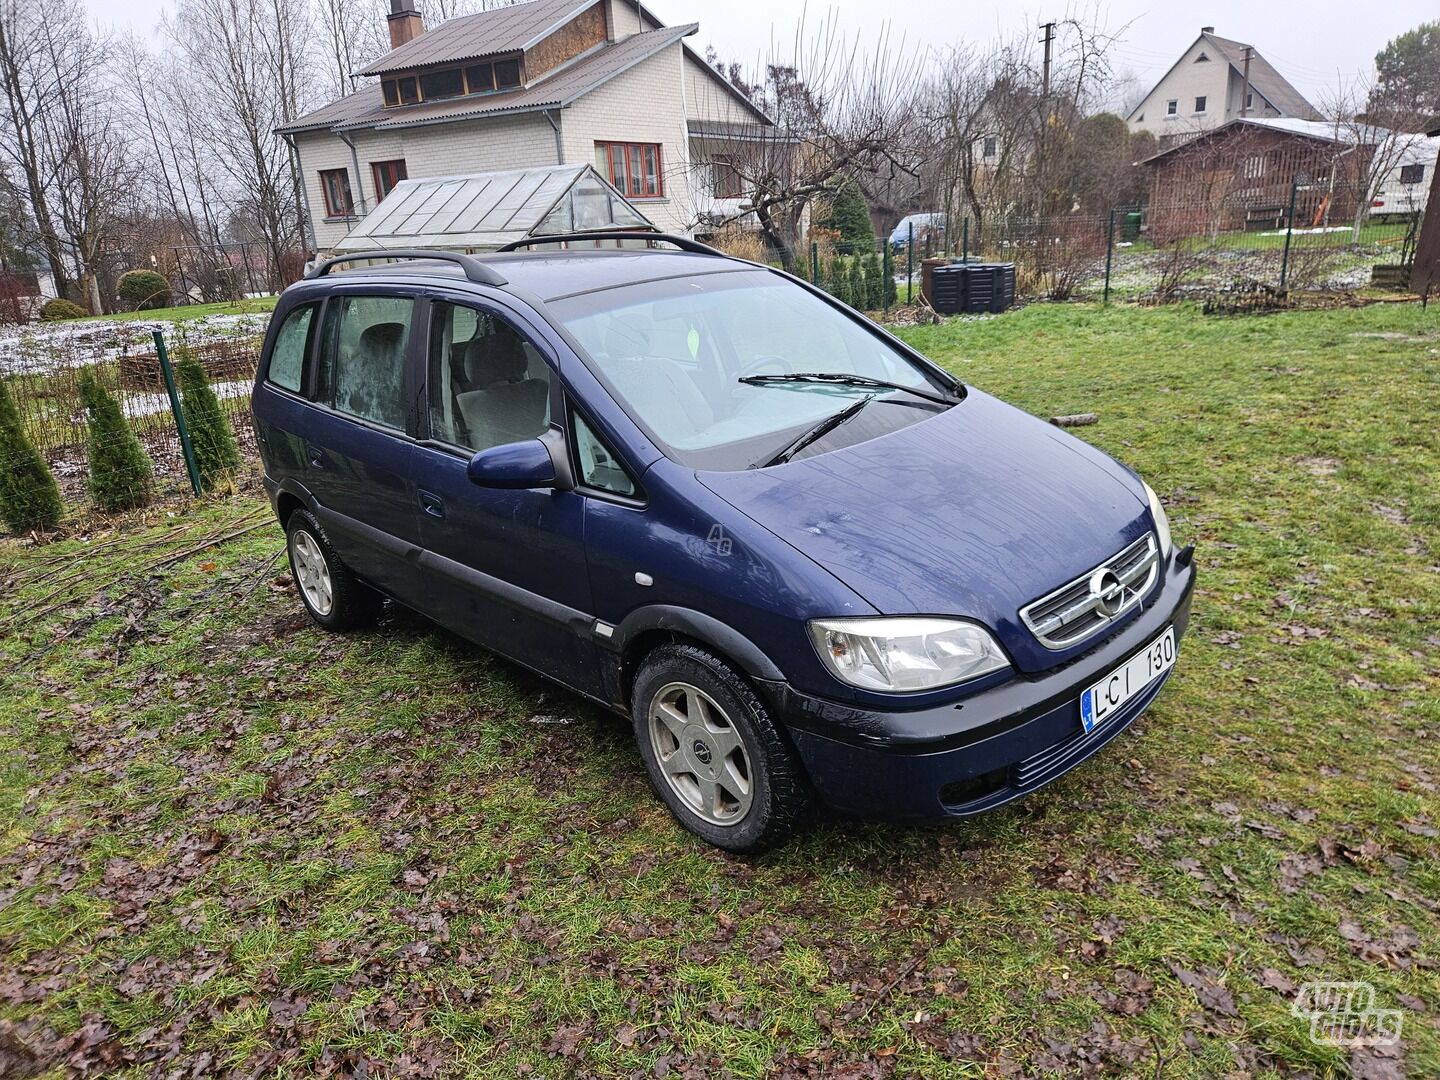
[298,249,760,305]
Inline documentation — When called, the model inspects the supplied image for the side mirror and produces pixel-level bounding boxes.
[466,439,556,489]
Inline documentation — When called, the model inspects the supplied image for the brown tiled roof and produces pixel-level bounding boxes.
[1202,32,1323,122]
[1138,117,1392,165]
[359,0,598,76]
[279,24,696,135]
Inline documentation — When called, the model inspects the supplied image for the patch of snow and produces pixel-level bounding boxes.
[0,312,270,377]
[1256,225,1354,237]
[120,380,253,420]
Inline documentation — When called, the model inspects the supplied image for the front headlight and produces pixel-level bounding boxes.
[1143,481,1173,557]
[807,617,1008,692]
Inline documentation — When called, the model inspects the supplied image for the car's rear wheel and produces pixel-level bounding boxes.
[632,643,809,853]
[286,509,381,631]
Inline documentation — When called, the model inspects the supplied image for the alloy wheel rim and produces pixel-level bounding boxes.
[648,681,754,826]
[291,530,334,616]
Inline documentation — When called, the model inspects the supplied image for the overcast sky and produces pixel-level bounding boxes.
[86,0,1435,107]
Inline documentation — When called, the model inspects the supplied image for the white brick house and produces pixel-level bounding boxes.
[278,0,770,251]
[1126,27,1322,149]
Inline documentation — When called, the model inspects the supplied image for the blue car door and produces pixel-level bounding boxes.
[410,294,604,699]
[299,289,425,605]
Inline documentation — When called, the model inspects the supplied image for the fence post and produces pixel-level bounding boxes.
[811,241,819,285]
[1103,208,1117,305]
[1280,178,1299,290]
[962,217,969,263]
[154,329,203,496]
[907,222,914,304]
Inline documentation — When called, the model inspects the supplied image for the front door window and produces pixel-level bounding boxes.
[426,300,551,449]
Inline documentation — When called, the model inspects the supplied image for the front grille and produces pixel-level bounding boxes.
[1020,534,1158,650]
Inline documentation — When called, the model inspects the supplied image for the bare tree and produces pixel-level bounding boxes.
[167,0,313,292]
[917,41,1041,243]
[1321,78,1431,242]
[0,0,75,299]
[0,0,146,312]
[915,12,1134,250]
[117,36,237,301]
[32,11,143,312]
[690,16,923,270]
[313,0,388,101]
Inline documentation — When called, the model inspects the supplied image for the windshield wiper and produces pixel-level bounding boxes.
[753,394,877,469]
[738,371,959,406]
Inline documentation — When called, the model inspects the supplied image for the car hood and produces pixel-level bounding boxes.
[698,388,1152,673]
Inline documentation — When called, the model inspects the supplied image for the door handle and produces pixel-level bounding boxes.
[418,490,445,519]
[306,444,327,469]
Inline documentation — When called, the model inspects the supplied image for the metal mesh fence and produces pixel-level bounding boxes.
[868,192,1423,307]
[2,324,263,523]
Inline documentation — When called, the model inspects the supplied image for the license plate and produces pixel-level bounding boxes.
[1080,627,1176,733]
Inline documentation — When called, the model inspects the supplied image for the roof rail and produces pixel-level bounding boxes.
[495,231,727,257]
[306,249,508,287]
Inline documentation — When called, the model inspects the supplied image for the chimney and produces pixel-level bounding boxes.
[388,0,424,50]
[1201,25,1214,33]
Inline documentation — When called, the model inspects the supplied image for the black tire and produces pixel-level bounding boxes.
[631,643,810,854]
[285,509,382,632]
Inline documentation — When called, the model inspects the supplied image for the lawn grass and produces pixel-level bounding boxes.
[2,300,1438,1077]
[65,296,280,324]
[1116,220,1410,254]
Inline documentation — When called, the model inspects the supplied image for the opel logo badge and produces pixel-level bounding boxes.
[692,739,713,765]
[1088,568,1125,617]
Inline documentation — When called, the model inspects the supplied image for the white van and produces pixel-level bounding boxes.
[1369,135,1436,221]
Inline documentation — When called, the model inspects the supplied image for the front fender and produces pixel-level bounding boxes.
[607,604,786,684]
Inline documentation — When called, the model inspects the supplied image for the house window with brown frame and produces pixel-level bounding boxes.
[319,168,354,218]
[711,156,744,198]
[494,58,521,89]
[465,62,494,93]
[372,159,408,201]
[381,76,419,106]
[596,141,662,198]
[419,67,464,100]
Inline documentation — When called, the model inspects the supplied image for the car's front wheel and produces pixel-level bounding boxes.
[631,643,810,853]
[285,509,382,631]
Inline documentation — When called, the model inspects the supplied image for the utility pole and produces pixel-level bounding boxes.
[1038,21,1056,211]
[1040,21,1056,98]
[1240,46,1253,118]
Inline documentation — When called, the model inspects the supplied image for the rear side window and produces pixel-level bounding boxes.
[316,296,414,429]
[426,300,551,451]
[266,304,315,392]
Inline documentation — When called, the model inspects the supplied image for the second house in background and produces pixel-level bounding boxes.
[1127,26,1323,150]
[279,0,770,250]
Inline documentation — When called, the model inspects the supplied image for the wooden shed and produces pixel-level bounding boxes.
[1141,118,1379,241]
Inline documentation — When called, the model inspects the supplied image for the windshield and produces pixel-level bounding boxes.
[552,269,957,470]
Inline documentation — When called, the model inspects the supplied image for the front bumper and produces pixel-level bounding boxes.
[770,549,1196,820]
